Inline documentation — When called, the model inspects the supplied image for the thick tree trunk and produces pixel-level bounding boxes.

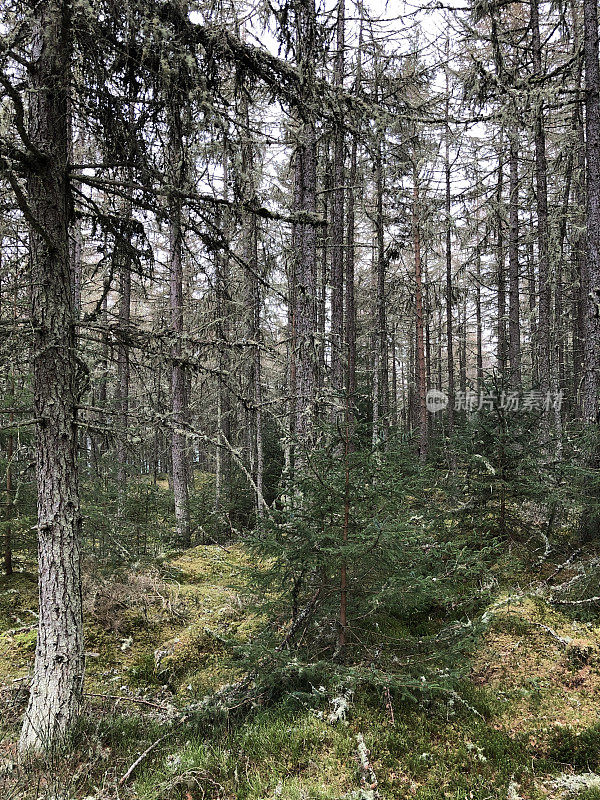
[20,0,85,753]
[583,0,600,423]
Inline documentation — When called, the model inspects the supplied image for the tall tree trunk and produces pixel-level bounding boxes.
[508,130,521,388]
[291,0,318,467]
[240,97,265,518]
[413,180,427,462]
[3,262,15,576]
[531,0,551,395]
[330,0,345,402]
[574,90,586,411]
[372,91,389,447]
[4,407,13,577]
[583,0,600,423]
[475,208,484,392]
[527,212,538,385]
[215,144,231,517]
[115,231,131,497]
[497,145,507,376]
[445,88,455,438]
[339,13,361,650]
[20,0,85,753]
[459,292,467,395]
[167,98,190,546]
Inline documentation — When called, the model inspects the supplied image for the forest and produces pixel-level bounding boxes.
[2,0,600,797]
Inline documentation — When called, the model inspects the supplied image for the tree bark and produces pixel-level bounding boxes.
[508,130,521,388]
[413,180,427,462]
[531,0,551,395]
[583,0,600,423]
[20,0,85,753]
[167,97,190,546]
[330,0,345,402]
[445,120,455,436]
[372,87,389,447]
[291,0,318,467]
[496,146,507,377]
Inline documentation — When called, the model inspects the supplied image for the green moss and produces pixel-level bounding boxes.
[546,722,600,770]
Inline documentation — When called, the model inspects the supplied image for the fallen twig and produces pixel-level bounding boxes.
[529,622,571,647]
[550,595,600,606]
[119,716,187,786]
[545,549,581,582]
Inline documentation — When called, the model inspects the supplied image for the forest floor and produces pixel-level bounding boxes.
[2,543,600,799]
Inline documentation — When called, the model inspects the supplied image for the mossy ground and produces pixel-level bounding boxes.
[2,545,600,799]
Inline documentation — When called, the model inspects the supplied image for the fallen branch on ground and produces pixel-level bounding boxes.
[119,716,188,786]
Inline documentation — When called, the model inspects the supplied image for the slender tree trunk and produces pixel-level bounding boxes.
[531,0,551,395]
[445,89,455,438]
[20,0,85,753]
[330,0,345,402]
[240,98,265,518]
[574,93,586,410]
[373,97,389,447]
[497,146,507,376]
[215,143,232,517]
[339,14,361,650]
[115,232,131,497]
[460,293,467,395]
[527,213,538,385]
[3,263,15,576]
[508,130,521,388]
[476,210,484,392]
[5,413,13,577]
[291,0,318,467]
[167,98,190,546]
[413,181,427,462]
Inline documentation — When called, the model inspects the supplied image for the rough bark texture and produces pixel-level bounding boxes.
[413,181,427,462]
[20,0,85,753]
[508,130,521,388]
[215,144,232,516]
[116,234,131,494]
[445,94,455,437]
[240,97,265,517]
[291,0,318,466]
[583,0,600,423]
[496,148,507,376]
[167,98,191,546]
[330,0,345,400]
[373,107,389,447]
[531,0,551,394]
[475,208,484,392]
